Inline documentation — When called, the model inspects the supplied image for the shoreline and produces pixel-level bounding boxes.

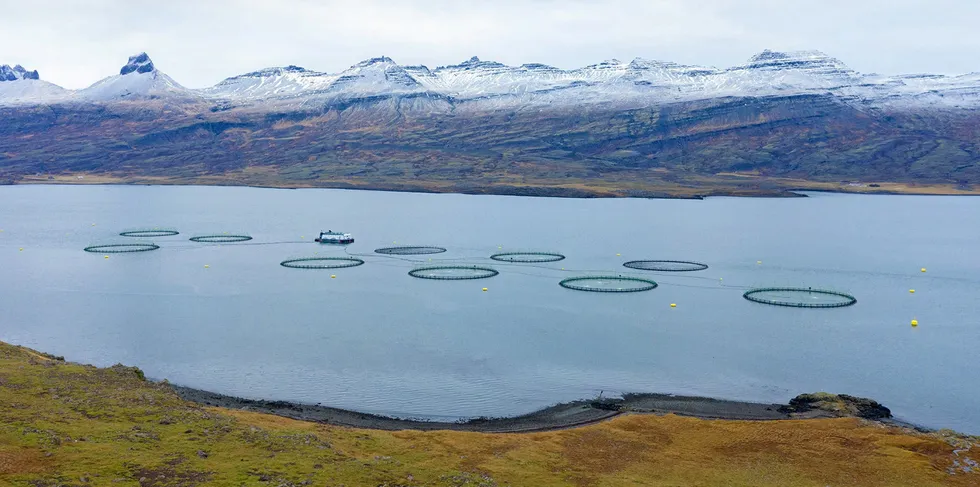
[173,385,909,433]
[0,340,931,434]
[4,342,976,485]
[8,175,980,199]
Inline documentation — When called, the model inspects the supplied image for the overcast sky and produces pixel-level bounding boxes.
[1,0,978,89]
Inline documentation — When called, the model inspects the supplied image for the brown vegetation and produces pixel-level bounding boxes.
[1,340,978,486]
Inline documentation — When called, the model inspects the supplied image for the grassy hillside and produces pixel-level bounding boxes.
[1,341,977,486]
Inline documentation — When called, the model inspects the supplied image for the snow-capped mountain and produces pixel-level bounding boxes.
[2,50,979,110]
[75,53,198,102]
[405,56,581,97]
[201,65,337,101]
[0,64,70,105]
[324,57,426,96]
[201,57,436,110]
[198,50,980,111]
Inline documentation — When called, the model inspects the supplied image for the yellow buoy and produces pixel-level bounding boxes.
[909,289,915,294]
[482,287,488,292]
[331,275,336,279]
[204,264,210,268]
[91,223,96,226]
[911,319,919,327]
[757,260,762,265]
[920,268,926,273]
[104,255,109,259]
[19,248,23,251]
[616,253,621,256]
[670,303,677,308]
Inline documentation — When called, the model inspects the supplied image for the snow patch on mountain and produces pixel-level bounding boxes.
[0,79,69,105]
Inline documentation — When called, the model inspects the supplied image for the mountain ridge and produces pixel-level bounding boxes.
[3,50,979,110]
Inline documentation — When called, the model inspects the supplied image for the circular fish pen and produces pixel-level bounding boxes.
[623,260,708,272]
[375,246,448,255]
[743,288,857,308]
[559,276,658,293]
[119,229,179,238]
[490,252,566,263]
[189,235,253,243]
[280,257,365,269]
[409,265,499,280]
[84,243,160,253]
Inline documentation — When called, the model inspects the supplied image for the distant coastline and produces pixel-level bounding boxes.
[8,173,979,199]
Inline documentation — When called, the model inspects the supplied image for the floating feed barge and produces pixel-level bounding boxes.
[315,230,354,244]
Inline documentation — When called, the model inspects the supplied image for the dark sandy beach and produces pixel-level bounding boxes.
[174,387,814,433]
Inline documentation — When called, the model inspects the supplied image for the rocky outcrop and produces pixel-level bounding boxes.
[0,64,40,81]
[780,393,892,420]
[119,52,155,75]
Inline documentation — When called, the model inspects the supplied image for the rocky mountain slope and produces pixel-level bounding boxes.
[1,51,978,195]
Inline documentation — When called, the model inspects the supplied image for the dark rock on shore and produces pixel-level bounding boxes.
[780,392,892,420]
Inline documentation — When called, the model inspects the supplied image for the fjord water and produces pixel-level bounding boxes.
[1,185,978,433]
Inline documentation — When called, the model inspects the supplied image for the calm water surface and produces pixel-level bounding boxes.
[0,185,978,432]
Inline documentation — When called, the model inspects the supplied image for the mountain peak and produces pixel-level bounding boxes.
[1,64,41,81]
[436,56,507,72]
[354,56,396,68]
[520,63,558,71]
[748,49,839,65]
[749,49,789,62]
[629,58,678,68]
[119,52,155,75]
[740,49,851,74]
